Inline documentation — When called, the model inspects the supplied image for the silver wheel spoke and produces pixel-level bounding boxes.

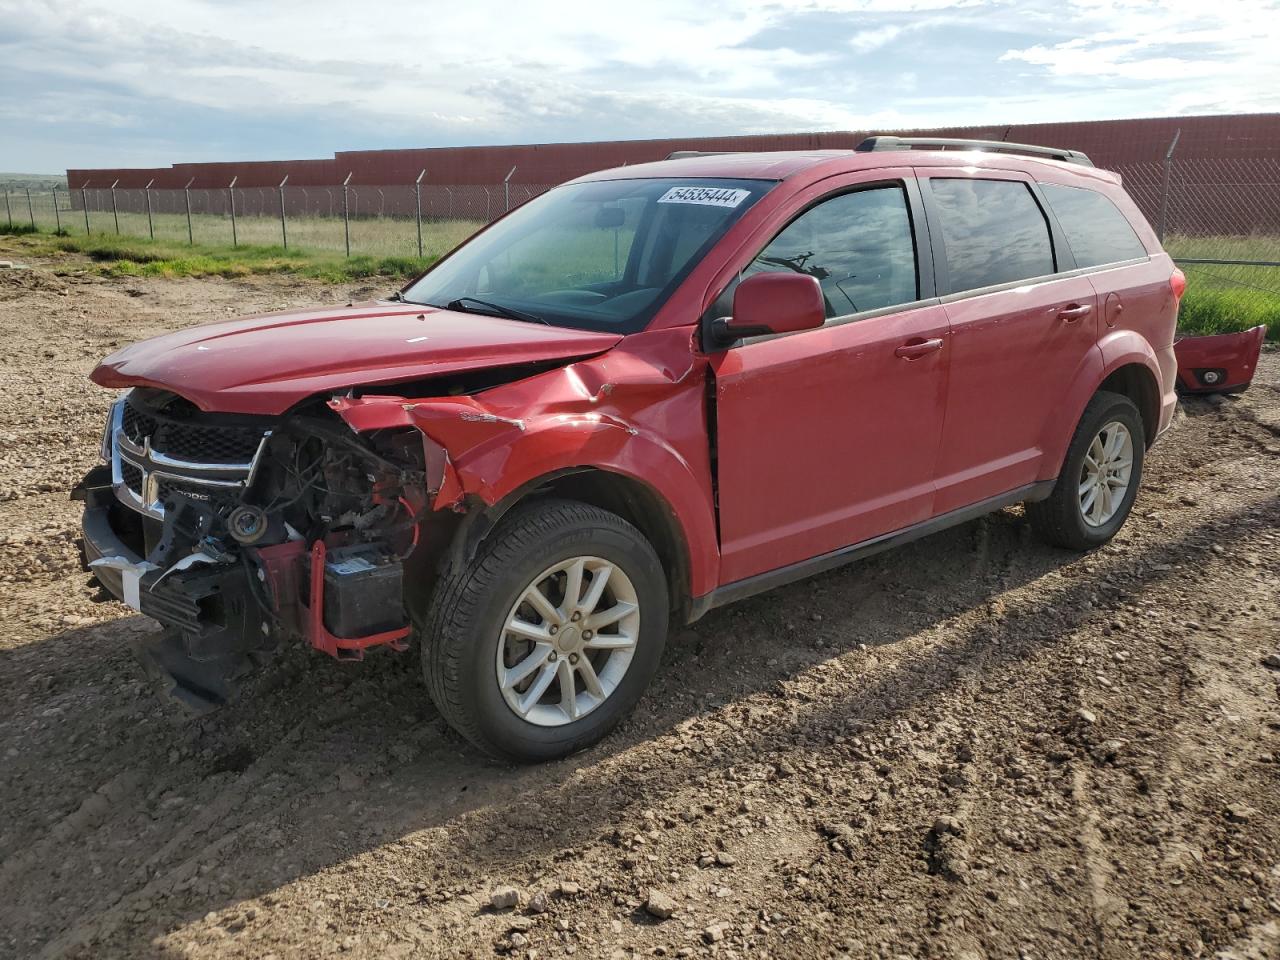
[584,632,635,651]
[1080,486,1098,516]
[587,600,637,631]
[578,562,613,614]
[558,658,578,720]
[1090,436,1106,465]
[505,618,554,643]
[561,558,585,618]
[1090,490,1106,523]
[517,660,559,715]
[523,583,561,626]
[1078,475,1096,496]
[503,642,553,690]
[577,655,605,699]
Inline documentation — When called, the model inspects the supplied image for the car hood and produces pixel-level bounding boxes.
[90,301,624,415]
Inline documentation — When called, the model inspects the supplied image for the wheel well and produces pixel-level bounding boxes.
[1098,364,1159,447]
[442,469,691,621]
[532,470,691,619]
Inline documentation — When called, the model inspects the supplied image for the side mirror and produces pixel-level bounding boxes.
[711,272,825,345]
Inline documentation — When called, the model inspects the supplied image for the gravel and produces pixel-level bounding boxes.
[1,246,1279,959]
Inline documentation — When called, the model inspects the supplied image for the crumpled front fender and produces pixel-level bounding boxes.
[328,327,721,596]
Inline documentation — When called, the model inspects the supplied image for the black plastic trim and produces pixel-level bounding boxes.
[687,480,1055,622]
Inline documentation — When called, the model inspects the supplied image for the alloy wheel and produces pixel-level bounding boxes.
[495,556,641,727]
[1077,420,1134,527]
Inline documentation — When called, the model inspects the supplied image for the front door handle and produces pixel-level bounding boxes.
[895,337,944,360]
[1057,303,1093,322]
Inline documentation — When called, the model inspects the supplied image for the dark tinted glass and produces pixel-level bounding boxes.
[930,179,1054,293]
[745,186,918,318]
[1040,182,1148,268]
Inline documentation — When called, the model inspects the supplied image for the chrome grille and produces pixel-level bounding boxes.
[107,393,272,520]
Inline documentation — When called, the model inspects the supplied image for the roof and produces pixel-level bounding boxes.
[574,151,852,183]
[574,146,1121,186]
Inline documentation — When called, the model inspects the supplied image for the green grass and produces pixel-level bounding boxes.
[0,226,455,283]
[1179,284,1278,340]
[1165,233,1279,340]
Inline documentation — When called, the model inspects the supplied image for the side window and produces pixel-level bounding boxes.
[1039,182,1148,268]
[929,179,1054,293]
[730,185,918,319]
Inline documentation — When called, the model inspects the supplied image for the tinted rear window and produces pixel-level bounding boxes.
[1040,182,1148,268]
[929,179,1055,293]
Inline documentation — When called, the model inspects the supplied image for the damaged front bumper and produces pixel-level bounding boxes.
[1174,325,1267,395]
[74,465,278,709]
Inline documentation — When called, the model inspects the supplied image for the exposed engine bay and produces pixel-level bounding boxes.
[75,388,438,710]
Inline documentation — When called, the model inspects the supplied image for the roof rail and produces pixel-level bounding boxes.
[664,150,736,160]
[855,136,1093,167]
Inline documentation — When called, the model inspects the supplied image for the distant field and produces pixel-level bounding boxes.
[5,189,480,260]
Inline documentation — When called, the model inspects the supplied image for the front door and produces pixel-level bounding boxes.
[710,180,950,585]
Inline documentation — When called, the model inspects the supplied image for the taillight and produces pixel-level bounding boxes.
[1170,267,1187,303]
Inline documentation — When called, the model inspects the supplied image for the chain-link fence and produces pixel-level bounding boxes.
[4,143,1277,338]
[1,180,555,259]
[1109,153,1277,338]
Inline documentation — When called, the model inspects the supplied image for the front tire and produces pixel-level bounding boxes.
[1027,391,1145,550]
[420,498,668,762]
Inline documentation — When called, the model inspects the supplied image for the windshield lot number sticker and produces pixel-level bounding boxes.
[657,186,750,208]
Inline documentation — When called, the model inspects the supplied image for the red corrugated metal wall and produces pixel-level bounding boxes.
[66,113,1280,190]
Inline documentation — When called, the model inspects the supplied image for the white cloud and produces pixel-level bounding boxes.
[1,0,1276,170]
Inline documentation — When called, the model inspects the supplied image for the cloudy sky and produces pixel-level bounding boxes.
[3,0,1278,173]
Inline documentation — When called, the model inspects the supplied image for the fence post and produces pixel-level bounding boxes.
[3,187,10,228]
[1157,128,1181,243]
[184,178,195,245]
[26,188,35,229]
[110,180,120,235]
[342,172,352,257]
[414,169,426,258]
[52,185,61,233]
[81,181,91,235]
[228,176,238,247]
[278,175,289,249]
[503,166,517,213]
[144,179,155,239]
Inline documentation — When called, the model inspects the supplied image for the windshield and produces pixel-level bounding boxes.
[402,178,773,333]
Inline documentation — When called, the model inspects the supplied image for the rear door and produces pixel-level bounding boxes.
[709,174,950,585]
[917,170,1100,513]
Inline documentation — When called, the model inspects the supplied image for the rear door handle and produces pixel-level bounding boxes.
[894,337,944,359]
[1057,303,1092,322]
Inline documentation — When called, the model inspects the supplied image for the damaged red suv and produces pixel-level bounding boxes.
[77,137,1189,761]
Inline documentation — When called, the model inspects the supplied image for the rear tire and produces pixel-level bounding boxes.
[1027,391,1145,550]
[420,498,668,762]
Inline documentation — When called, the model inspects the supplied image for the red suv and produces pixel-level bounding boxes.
[77,137,1185,761]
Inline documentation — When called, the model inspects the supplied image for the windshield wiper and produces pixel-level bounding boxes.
[387,290,407,302]
[445,297,549,325]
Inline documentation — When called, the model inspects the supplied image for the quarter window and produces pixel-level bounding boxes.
[1039,182,1148,268]
[740,185,919,319]
[929,179,1054,293]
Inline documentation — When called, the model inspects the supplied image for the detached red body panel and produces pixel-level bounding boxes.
[1173,325,1267,394]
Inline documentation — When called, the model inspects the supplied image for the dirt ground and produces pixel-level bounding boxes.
[1,246,1278,960]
